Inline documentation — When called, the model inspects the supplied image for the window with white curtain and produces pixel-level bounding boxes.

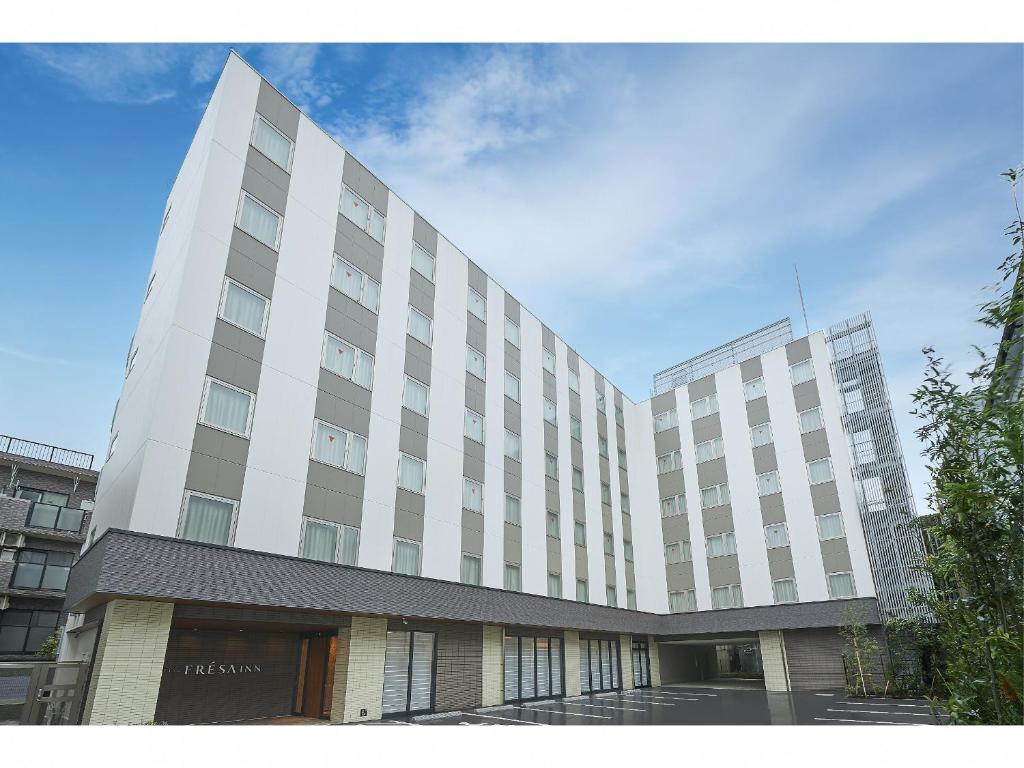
[576,578,588,602]
[661,494,686,517]
[331,256,380,313]
[653,409,678,432]
[574,521,586,546]
[757,470,781,497]
[393,538,421,576]
[219,278,269,337]
[711,584,743,609]
[397,453,426,494]
[627,589,637,610]
[669,590,697,613]
[615,405,624,428]
[568,369,580,393]
[807,458,834,485]
[236,191,282,250]
[601,483,611,505]
[402,376,429,416]
[827,572,856,599]
[504,371,521,402]
[199,378,254,437]
[468,288,487,321]
[571,467,584,491]
[773,578,798,604]
[250,114,293,171]
[179,491,236,546]
[543,398,557,425]
[504,317,520,348]
[799,407,824,433]
[695,437,724,463]
[598,435,608,458]
[545,453,559,479]
[310,420,367,475]
[657,450,683,474]
[340,186,386,244]
[570,416,582,440]
[463,478,483,512]
[621,493,630,514]
[743,377,766,401]
[816,512,845,540]
[862,476,885,511]
[546,510,560,537]
[700,483,730,509]
[606,585,617,606]
[465,408,485,442]
[411,243,435,282]
[322,332,375,389]
[505,495,521,526]
[705,531,737,558]
[301,517,357,565]
[466,345,486,380]
[596,391,606,413]
[691,393,719,420]
[504,430,522,461]
[543,349,556,374]
[461,553,482,585]
[618,447,627,470]
[407,307,433,346]
[504,563,521,591]
[547,572,562,598]
[665,540,692,564]
[623,540,634,561]
[750,422,773,448]
[603,532,613,555]
[764,522,789,549]
[790,358,815,385]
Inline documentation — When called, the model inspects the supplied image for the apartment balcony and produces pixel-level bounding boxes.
[0,496,89,545]
[0,435,94,472]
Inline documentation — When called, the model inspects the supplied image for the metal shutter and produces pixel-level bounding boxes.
[580,640,591,693]
[550,638,563,695]
[600,641,612,690]
[409,632,434,712]
[504,636,519,702]
[520,637,535,699]
[609,641,619,689]
[536,638,550,697]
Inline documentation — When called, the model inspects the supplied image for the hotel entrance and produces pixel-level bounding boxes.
[579,637,622,693]
[293,632,337,719]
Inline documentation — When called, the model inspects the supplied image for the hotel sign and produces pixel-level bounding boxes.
[164,662,263,676]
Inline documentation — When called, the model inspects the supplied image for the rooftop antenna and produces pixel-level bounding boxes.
[794,263,810,336]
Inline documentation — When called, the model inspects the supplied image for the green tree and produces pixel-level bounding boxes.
[34,632,59,658]
[910,168,1024,724]
[840,606,881,697]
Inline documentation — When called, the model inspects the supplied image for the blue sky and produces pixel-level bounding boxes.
[0,43,1020,508]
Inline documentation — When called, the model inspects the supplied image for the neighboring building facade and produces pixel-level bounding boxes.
[1,436,95,659]
[62,53,910,724]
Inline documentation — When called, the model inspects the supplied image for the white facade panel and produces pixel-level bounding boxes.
[552,336,577,588]
[623,394,666,612]
[576,360,604,603]
[517,307,547,595]
[674,384,713,611]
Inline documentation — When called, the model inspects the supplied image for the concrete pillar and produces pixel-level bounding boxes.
[759,630,791,692]
[564,630,582,696]
[81,599,173,725]
[618,634,634,689]
[647,635,662,687]
[329,616,388,723]
[481,625,504,706]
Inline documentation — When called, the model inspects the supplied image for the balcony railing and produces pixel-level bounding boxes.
[0,436,94,470]
[25,502,85,534]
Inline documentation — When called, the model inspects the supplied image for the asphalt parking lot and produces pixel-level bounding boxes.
[369,686,946,726]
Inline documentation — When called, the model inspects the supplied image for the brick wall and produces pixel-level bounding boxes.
[0,495,91,542]
[0,466,97,510]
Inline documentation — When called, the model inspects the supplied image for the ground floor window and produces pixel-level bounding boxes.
[632,638,651,688]
[0,609,59,653]
[381,630,436,715]
[579,638,621,693]
[503,634,564,703]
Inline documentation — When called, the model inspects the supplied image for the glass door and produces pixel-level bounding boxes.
[381,630,436,715]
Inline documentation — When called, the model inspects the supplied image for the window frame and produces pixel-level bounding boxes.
[547,572,562,598]
[757,469,782,497]
[217,277,271,339]
[401,374,430,417]
[665,540,692,565]
[668,589,697,613]
[176,490,239,547]
[798,406,824,434]
[463,477,484,513]
[764,522,789,549]
[504,317,520,348]
[807,457,835,485]
[331,255,380,313]
[461,553,483,586]
[392,536,422,577]
[504,429,522,462]
[250,113,295,172]
[198,376,256,439]
[467,287,487,322]
[705,531,737,558]
[407,306,434,347]
[340,185,386,244]
[573,520,586,547]
[690,392,719,420]
[827,571,857,600]
[790,357,816,385]
[503,562,521,592]
[816,511,846,541]
[411,242,436,282]
[397,452,427,494]
[660,494,686,518]
[464,407,485,443]
[309,419,368,475]
[695,436,724,464]
[773,577,799,604]
[235,190,283,251]
[298,516,360,565]
[504,370,521,403]
[466,344,486,381]
[543,349,556,375]
[543,397,558,425]
[750,421,773,448]
[544,452,559,479]
[570,415,582,441]
[546,509,560,538]
[504,494,522,526]
[743,376,766,402]
[653,409,678,433]
[321,330,375,390]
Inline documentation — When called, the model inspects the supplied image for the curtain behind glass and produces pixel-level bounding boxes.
[302,520,338,562]
[353,351,374,389]
[398,455,425,492]
[333,257,364,301]
[204,381,251,434]
[239,196,280,248]
[313,422,347,466]
[463,479,481,512]
[394,540,420,575]
[253,118,292,168]
[347,434,367,474]
[404,379,428,414]
[461,554,481,585]
[340,526,359,566]
[224,282,266,335]
[323,334,356,378]
[183,495,233,545]
[341,188,369,229]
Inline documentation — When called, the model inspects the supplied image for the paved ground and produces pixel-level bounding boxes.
[367,686,946,726]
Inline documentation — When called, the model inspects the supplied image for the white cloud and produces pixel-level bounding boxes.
[249,44,342,113]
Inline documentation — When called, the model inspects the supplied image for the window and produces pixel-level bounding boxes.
[598,435,609,458]
[706,531,737,558]
[397,453,426,494]
[571,467,584,492]
[463,478,483,513]
[790,358,815,385]
[623,540,634,561]
[402,376,429,416]
[219,278,269,337]
[0,609,60,654]
[661,494,686,517]
[300,517,359,565]
[504,317,520,348]
[199,377,255,438]
[603,532,614,555]
[757,470,781,497]
[468,288,487,321]
[548,572,562,598]
[600,483,611,505]
[570,415,582,441]
[695,437,724,463]
[711,584,744,609]
[331,256,380,312]
[17,488,70,506]
[311,420,368,474]
[543,349,556,374]
[466,345,486,380]
[773,578,798,604]
[743,377,766,401]
[504,563,521,592]
[504,371,521,402]
[620,493,630,514]
[665,540,692,564]
[341,186,386,243]
[615,405,624,428]
[627,589,637,610]
[764,522,789,549]
[393,538,421,576]
[126,347,138,377]
[807,458,834,485]
[700,483,730,509]
[322,332,375,389]
[657,450,683,474]
[178,491,236,546]
[669,590,697,613]
[504,430,522,462]
[505,495,522,526]
[606,585,617,606]
[11,550,74,591]
[653,409,678,432]
[750,422,773,448]
[576,578,589,602]
[799,406,824,434]
[691,393,719,420]
[828,572,857,599]
[546,510,560,537]
[251,114,293,170]
[461,553,482,586]
[618,447,627,470]
[236,191,282,249]
[464,408,485,443]
[816,512,845,540]
[107,433,118,460]
[27,501,84,533]
[568,369,580,393]
[596,391,606,413]
[411,243,435,282]
[407,307,433,346]
[574,521,586,546]
[545,453,559,479]
[160,205,171,234]
[543,398,557,425]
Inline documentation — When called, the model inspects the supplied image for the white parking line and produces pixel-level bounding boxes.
[836,701,933,709]
[622,694,702,701]
[458,712,546,725]
[643,691,718,697]
[814,717,928,726]
[563,702,648,713]
[511,706,611,719]
[827,708,933,717]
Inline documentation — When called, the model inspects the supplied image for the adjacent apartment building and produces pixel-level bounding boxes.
[60,52,926,724]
